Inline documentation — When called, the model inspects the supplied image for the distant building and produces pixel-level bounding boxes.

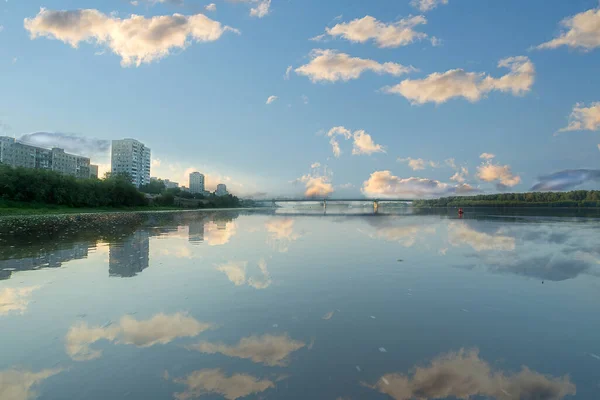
[0,136,93,179]
[216,183,228,196]
[89,164,99,179]
[164,179,179,189]
[189,172,205,194]
[111,139,151,187]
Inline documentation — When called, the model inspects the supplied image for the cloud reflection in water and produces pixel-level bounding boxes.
[189,333,306,366]
[173,369,274,400]
[66,312,213,361]
[0,368,63,400]
[368,348,575,400]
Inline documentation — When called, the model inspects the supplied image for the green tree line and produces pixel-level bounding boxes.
[0,165,241,210]
[0,165,147,207]
[413,190,600,208]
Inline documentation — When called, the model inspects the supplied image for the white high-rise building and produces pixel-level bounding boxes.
[216,184,228,196]
[189,172,205,194]
[111,139,151,187]
[0,136,95,179]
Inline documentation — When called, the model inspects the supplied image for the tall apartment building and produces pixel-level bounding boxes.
[216,183,228,196]
[189,172,205,194]
[0,136,96,179]
[111,139,151,187]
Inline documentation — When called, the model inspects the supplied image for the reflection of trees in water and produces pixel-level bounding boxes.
[0,211,241,280]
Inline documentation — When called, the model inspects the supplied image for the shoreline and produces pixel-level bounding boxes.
[0,206,268,218]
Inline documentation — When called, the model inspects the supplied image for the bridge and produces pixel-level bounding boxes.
[261,198,414,213]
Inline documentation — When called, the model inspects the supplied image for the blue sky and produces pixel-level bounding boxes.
[0,0,599,198]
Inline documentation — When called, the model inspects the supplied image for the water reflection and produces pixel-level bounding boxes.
[66,312,214,361]
[0,368,63,400]
[216,259,272,289]
[109,231,150,278]
[0,286,40,315]
[172,369,275,400]
[189,334,306,366]
[265,218,301,252]
[368,348,575,400]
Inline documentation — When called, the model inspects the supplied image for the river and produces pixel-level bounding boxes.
[1,208,598,399]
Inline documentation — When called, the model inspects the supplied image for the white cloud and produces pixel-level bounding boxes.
[297,175,334,197]
[173,369,274,400]
[205,3,216,11]
[477,161,521,188]
[310,162,321,168]
[296,49,415,83]
[301,94,309,104]
[24,8,238,67]
[411,0,448,12]
[315,15,436,48]
[0,25,4,33]
[152,158,162,167]
[250,0,271,18]
[479,152,495,159]
[0,368,63,400]
[398,157,439,171]
[327,126,352,157]
[384,56,535,104]
[266,95,278,105]
[284,65,292,80]
[537,7,600,51]
[327,126,385,157]
[189,334,305,366]
[66,313,213,361]
[0,286,41,315]
[558,102,600,133]
[370,348,576,400]
[131,1,140,5]
[450,166,469,183]
[352,130,386,155]
[338,183,354,189]
[362,171,476,199]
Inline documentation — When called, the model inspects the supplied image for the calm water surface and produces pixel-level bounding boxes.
[1,207,599,400]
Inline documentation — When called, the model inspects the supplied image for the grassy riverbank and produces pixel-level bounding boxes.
[0,201,183,216]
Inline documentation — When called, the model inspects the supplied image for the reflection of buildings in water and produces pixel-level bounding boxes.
[216,220,227,230]
[188,220,205,245]
[0,243,92,280]
[369,348,575,400]
[109,231,150,278]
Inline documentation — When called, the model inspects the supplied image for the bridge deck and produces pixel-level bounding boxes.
[267,199,414,202]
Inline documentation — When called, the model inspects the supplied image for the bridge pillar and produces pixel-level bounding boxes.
[373,200,379,213]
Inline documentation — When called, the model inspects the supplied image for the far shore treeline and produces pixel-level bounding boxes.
[413,191,600,208]
[0,165,240,210]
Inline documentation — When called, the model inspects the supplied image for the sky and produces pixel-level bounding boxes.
[0,0,599,198]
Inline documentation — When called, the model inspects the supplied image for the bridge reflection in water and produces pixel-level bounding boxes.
[264,199,413,215]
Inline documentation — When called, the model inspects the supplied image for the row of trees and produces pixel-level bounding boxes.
[140,178,241,208]
[0,165,242,209]
[413,191,600,208]
[0,165,147,207]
